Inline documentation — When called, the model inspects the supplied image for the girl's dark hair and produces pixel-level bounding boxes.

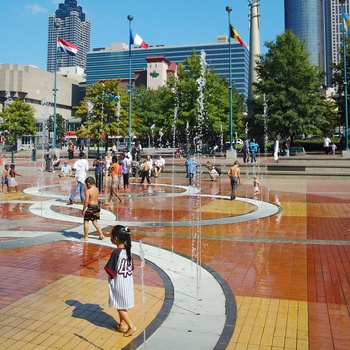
[111,225,132,263]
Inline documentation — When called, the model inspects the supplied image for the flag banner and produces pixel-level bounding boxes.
[343,12,350,34]
[130,30,148,49]
[57,37,78,56]
[230,25,247,47]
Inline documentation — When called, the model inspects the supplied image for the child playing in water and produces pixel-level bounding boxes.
[253,176,260,199]
[107,156,123,205]
[9,164,23,193]
[1,164,10,193]
[104,225,136,337]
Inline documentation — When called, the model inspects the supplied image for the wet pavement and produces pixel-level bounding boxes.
[0,154,349,349]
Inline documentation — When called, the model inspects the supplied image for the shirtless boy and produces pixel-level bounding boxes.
[82,176,105,241]
[253,176,260,199]
[227,160,241,200]
[2,164,10,193]
[9,164,23,193]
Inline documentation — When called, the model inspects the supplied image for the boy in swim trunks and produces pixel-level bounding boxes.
[9,164,23,193]
[82,176,105,241]
[1,164,10,193]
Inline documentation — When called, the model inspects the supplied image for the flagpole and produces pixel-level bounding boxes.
[341,1,349,151]
[53,21,60,150]
[226,6,233,151]
[127,15,134,150]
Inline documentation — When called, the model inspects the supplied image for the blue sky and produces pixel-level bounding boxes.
[0,0,284,71]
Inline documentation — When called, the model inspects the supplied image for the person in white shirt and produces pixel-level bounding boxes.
[274,138,279,163]
[68,152,89,204]
[135,141,142,161]
[125,148,132,160]
[154,155,165,177]
[112,143,118,156]
[59,161,72,177]
[323,136,331,155]
[121,153,131,191]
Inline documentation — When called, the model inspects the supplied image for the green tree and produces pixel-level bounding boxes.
[74,79,140,151]
[166,50,246,148]
[250,30,330,140]
[46,113,67,145]
[133,85,174,146]
[0,99,36,150]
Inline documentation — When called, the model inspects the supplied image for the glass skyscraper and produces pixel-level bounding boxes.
[86,40,249,98]
[324,0,350,86]
[285,0,350,87]
[284,0,324,70]
[47,0,91,72]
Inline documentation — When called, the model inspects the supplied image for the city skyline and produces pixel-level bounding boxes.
[0,0,284,71]
[47,0,91,72]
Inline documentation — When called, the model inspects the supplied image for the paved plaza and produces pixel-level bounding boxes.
[0,154,349,349]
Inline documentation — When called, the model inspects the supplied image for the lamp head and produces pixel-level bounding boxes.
[339,0,345,4]
[226,6,232,13]
[127,15,134,22]
[54,21,60,29]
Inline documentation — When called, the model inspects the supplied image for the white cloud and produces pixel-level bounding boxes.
[25,4,47,15]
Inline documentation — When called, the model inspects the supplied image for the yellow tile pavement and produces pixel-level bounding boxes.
[201,199,256,215]
[228,296,309,350]
[0,275,164,349]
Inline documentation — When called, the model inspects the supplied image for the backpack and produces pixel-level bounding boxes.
[215,167,221,175]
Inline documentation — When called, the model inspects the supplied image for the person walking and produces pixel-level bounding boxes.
[2,164,10,193]
[121,153,131,191]
[331,142,337,155]
[107,156,123,205]
[139,160,151,184]
[9,164,23,193]
[104,225,136,337]
[105,151,112,188]
[68,140,75,159]
[249,138,259,163]
[253,176,260,199]
[227,160,241,200]
[273,138,279,163]
[285,136,291,157]
[323,136,331,155]
[93,155,105,193]
[135,141,142,161]
[81,176,105,241]
[242,138,250,163]
[185,154,198,186]
[68,152,89,205]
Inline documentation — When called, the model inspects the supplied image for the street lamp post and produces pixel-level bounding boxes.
[127,15,134,151]
[53,21,60,149]
[340,0,349,150]
[226,6,233,151]
[14,120,18,153]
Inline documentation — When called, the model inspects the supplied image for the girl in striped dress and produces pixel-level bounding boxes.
[104,225,136,337]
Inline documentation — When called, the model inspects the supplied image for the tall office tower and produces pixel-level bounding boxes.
[284,0,324,70]
[47,0,91,72]
[324,0,350,86]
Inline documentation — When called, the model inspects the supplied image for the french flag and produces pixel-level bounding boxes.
[57,37,78,56]
[130,30,148,49]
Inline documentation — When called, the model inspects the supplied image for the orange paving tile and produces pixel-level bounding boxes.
[0,159,350,349]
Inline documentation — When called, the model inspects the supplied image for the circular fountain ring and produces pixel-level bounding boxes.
[22,184,280,227]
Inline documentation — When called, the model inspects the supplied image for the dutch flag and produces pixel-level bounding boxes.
[57,37,78,56]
